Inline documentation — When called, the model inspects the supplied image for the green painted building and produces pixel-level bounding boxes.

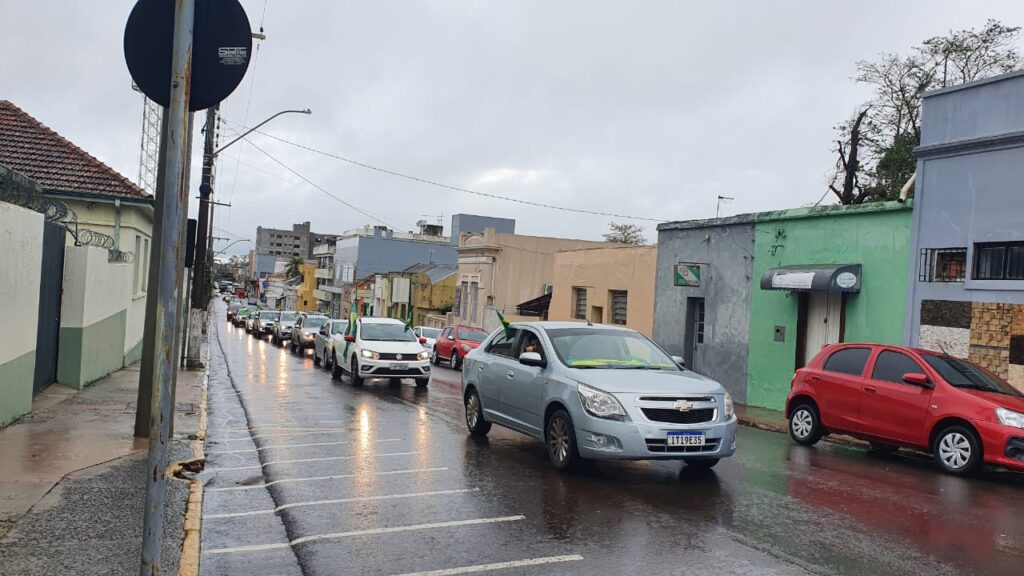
[655,202,912,411]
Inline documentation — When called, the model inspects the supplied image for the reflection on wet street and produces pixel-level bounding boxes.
[201,307,1024,576]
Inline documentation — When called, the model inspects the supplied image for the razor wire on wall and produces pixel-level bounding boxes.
[1,163,132,262]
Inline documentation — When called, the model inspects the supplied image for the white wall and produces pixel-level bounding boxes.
[0,203,43,365]
[60,246,131,329]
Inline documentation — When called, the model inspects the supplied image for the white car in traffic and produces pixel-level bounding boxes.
[330,317,431,387]
[413,326,440,352]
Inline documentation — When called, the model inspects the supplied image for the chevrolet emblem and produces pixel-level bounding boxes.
[673,400,692,412]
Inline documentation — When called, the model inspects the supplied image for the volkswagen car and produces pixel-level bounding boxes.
[332,317,431,387]
[786,343,1024,476]
[461,322,737,471]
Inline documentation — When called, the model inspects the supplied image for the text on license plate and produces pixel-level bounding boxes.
[390,363,408,370]
[667,431,705,447]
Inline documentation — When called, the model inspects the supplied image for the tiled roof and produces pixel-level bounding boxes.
[0,100,148,199]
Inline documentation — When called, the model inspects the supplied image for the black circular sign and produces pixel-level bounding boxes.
[124,0,253,111]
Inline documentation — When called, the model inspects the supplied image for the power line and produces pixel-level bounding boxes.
[224,0,269,212]
[241,138,414,231]
[221,119,665,222]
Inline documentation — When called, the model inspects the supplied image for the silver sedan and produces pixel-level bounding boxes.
[461,322,738,470]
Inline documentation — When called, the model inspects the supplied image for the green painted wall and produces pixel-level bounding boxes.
[124,337,144,366]
[58,310,127,389]
[747,202,912,410]
[0,350,35,427]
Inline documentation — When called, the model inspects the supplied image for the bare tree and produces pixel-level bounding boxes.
[829,107,871,204]
[603,222,647,245]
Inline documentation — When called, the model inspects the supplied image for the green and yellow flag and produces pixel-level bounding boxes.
[495,309,514,338]
[404,310,414,332]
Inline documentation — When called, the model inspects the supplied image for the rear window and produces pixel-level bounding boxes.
[822,348,871,376]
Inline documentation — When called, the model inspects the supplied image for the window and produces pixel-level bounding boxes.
[517,330,546,361]
[610,290,627,325]
[442,327,453,339]
[919,248,966,282]
[871,351,924,384]
[133,235,142,293]
[974,242,1024,280]
[142,239,149,292]
[486,329,519,357]
[823,347,871,376]
[574,288,587,319]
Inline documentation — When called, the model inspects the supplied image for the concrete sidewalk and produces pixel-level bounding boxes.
[0,362,205,576]
[735,402,868,447]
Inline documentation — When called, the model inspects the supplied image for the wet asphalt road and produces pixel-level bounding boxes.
[201,308,1024,576]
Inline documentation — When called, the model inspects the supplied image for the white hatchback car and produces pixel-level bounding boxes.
[331,317,431,387]
[413,326,441,351]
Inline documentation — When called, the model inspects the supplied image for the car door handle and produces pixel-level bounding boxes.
[506,370,515,379]
[808,375,821,383]
[865,386,877,394]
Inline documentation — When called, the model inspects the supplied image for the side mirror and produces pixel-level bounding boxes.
[419,337,427,344]
[671,355,686,369]
[902,373,930,387]
[344,335,355,342]
[519,352,546,368]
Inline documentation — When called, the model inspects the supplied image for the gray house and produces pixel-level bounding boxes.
[906,69,1024,389]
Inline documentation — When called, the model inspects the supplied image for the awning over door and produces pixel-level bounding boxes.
[516,292,552,316]
[760,264,862,292]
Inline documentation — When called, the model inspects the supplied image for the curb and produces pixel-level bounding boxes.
[736,415,869,448]
[177,372,208,576]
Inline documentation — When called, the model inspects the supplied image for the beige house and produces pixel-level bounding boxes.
[549,245,658,336]
[454,228,611,331]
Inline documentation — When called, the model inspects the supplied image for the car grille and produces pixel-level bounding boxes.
[645,438,720,453]
[638,396,713,403]
[378,352,418,361]
[641,408,716,424]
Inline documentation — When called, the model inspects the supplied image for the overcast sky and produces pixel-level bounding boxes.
[4,1,1024,255]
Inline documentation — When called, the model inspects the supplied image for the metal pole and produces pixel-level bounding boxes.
[140,0,194,573]
[190,104,217,312]
[181,267,192,367]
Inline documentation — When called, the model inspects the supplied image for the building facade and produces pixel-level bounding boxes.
[379,264,458,326]
[449,213,515,245]
[255,220,337,259]
[655,203,912,409]
[333,225,456,290]
[549,246,657,336]
[455,228,610,331]
[906,69,1024,390]
[312,242,340,316]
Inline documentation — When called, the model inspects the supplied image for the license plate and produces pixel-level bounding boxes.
[390,363,408,370]
[667,431,705,447]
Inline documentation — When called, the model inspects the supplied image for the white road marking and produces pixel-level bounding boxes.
[203,516,525,555]
[211,451,418,471]
[205,488,479,519]
[217,426,348,433]
[206,466,449,492]
[207,438,400,454]
[211,429,348,441]
[390,555,585,576]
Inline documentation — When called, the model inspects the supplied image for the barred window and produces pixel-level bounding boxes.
[574,288,587,319]
[919,248,966,282]
[974,242,1024,280]
[610,290,628,325]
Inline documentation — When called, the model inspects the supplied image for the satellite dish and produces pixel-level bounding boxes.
[124,0,253,111]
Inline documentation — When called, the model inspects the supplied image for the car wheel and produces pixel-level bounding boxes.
[389,378,402,386]
[789,403,822,446]
[313,349,321,366]
[869,442,899,454]
[464,389,491,436]
[415,379,429,389]
[350,358,364,387]
[545,409,580,471]
[331,353,342,380]
[430,348,439,366]
[684,458,719,470]
[934,425,983,476]
[451,351,461,370]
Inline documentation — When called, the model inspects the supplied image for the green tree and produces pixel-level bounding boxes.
[285,257,304,279]
[603,222,647,245]
[828,20,1022,204]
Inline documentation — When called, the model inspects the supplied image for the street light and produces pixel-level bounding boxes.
[214,238,250,256]
[214,108,312,157]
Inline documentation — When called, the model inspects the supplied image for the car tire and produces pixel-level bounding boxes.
[464,389,490,436]
[313,350,320,366]
[451,352,461,371]
[545,409,580,471]
[416,379,429,389]
[290,340,297,354]
[869,442,899,454]
[789,403,823,446]
[331,353,342,380]
[684,458,719,470]
[389,378,402,386]
[430,348,439,366]
[933,425,983,476]
[350,358,364,387]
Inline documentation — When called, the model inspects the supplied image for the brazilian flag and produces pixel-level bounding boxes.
[495,309,514,338]
[404,310,414,332]
[344,311,357,356]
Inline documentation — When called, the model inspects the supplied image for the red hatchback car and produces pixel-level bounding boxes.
[431,325,488,370]
[786,343,1024,476]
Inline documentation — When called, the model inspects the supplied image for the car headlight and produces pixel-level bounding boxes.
[361,349,379,360]
[327,342,334,350]
[724,391,735,419]
[996,407,1024,429]
[577,382,627,421]
[417,350,430,361]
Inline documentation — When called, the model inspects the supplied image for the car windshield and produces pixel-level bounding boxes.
[229,303,242,310]
[419,327,440,339]
[546,328,679,370]
[330,322,345,334]
[304,317,328,329]
[280,312,298,322]
[361,323,418,342]
[260,311,278,320]
[457,329,487,342]
[921,354,1023,397]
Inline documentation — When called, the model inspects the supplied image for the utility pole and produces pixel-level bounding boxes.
[185,104,217,367]
[138,0,195,573]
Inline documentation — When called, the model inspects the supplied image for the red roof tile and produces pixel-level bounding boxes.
[0,100,149,200]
